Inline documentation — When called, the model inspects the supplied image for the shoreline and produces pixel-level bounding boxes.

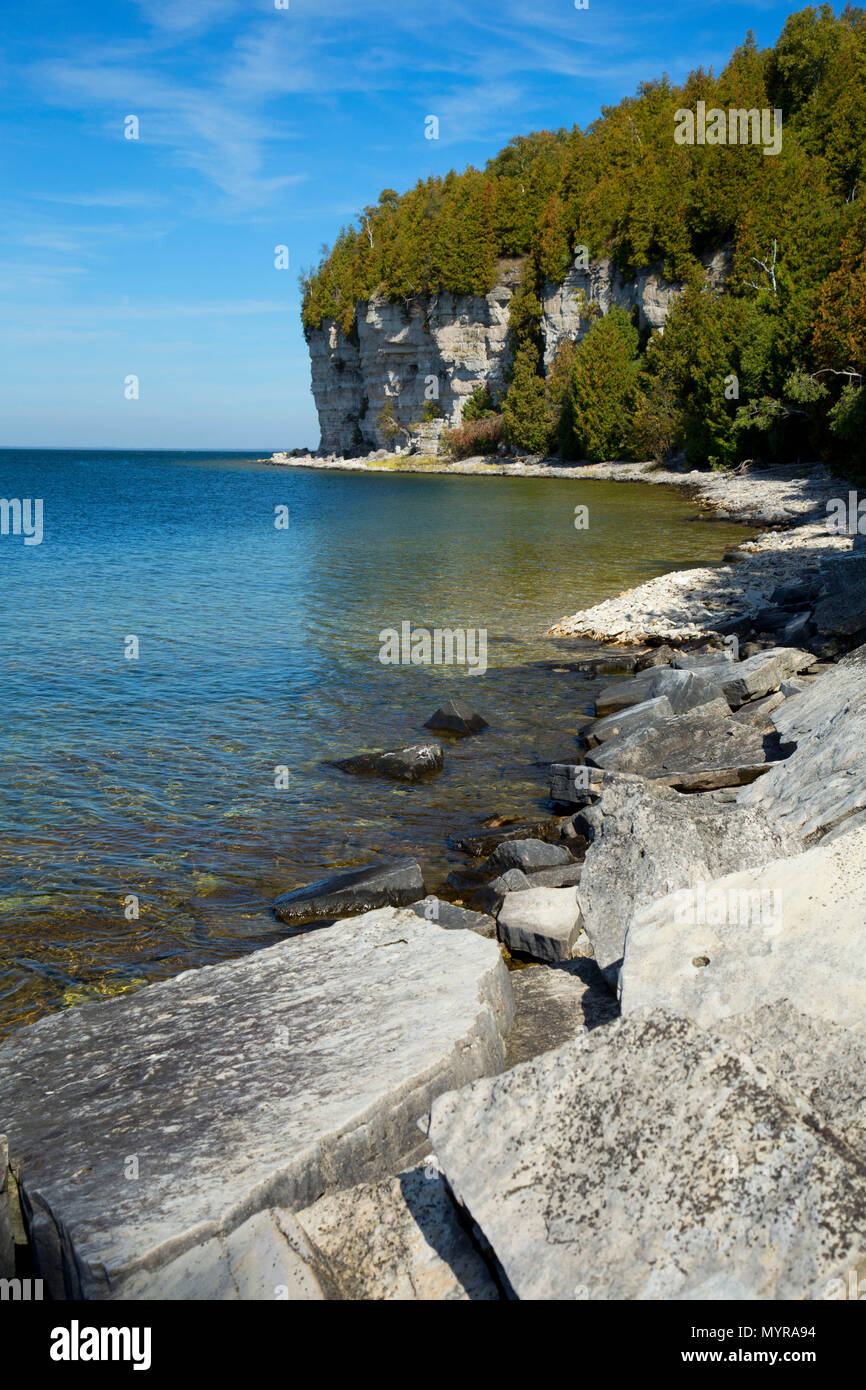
[3,451,866,1301]
[269,449,858,646]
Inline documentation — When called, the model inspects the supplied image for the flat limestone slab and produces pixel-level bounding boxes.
[496,887,582,962]
[586,699,767,777]
[294,1163,499,1301]
[588,695,674,744]
[577,775,796,983]
[429,1010,866,1300]
[739,642,866,843]
[717,646,816,707]
[0,908,513,1300]
[594,667,724,719]
[619,823,866,1030]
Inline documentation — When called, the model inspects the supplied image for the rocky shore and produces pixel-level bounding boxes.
[2,461,866,1301]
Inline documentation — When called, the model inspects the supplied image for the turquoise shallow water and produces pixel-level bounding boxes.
[0,450,752,1035]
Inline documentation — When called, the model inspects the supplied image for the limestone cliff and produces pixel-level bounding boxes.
[306,249,731,456]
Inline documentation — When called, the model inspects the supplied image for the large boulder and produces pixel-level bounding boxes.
[619,821,866,1030]
[576,775,796,983]
[331,742,443,782]
[273,858,425,925]
[594,667,725,719]
[739,641,866,843]
[429,1009,866,1300]
[716,646,816,707]
[0,908,513,1299]
[586,695,674,745]
[496,886,582,963]
[713,1001,866,1164]
[294,1163,499,1301]
[586,698,768,779]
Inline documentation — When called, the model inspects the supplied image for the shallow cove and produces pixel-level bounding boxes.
[0,449,752,1035]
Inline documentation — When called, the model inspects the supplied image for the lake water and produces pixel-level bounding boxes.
[0,450,752,1036]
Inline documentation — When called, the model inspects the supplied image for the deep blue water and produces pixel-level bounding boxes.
[0,449,751,1034]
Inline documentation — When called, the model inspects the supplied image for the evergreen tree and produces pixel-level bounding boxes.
[503,344,551,454]
[569,309,640,462]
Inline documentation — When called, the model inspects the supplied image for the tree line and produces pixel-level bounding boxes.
[301,5,866,472]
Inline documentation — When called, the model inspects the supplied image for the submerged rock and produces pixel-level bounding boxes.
[448,818,566,859]
[331,742,443,782]
[0,908,513,1299]
[273,858,425,925]
[424,700,488,737]
[429,1009,866,1300]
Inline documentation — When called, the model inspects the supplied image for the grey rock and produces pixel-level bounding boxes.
[770,581,818,608]
[814,555,866,636]
[586,698,767,778]
[1,1135,13,1279]
[779,678,808,697]
[732,690,786,725]
[577,774,796,983]
[496,886,582,963]
[671,649,734,670]
[294,1163,498,1301]
[0,907,513,1299]
[409,896,496,938]
[429,1009,866,1300]
[274,858,425,925]
[522,863,583,890]
[713,1001,866,1164]
[505,960,618,1069]
[619,822,866,1030]
[780,611,813,645]
[487,838,574,874]
[635,644,675,670]
[424,700,488,737]
[118,1206,330,1301]
[471,868,533,915]
[449,818,565,859]
[717,646,817,707]
[332,742,443,782]
[549,764,604,807]
[594,666,725,718]
[587,695,674,745]
[739,640,866,842]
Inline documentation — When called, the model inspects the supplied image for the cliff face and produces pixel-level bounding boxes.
[306,249,730,455]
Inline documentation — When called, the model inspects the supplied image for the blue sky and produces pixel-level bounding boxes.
[1,0,802,450]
